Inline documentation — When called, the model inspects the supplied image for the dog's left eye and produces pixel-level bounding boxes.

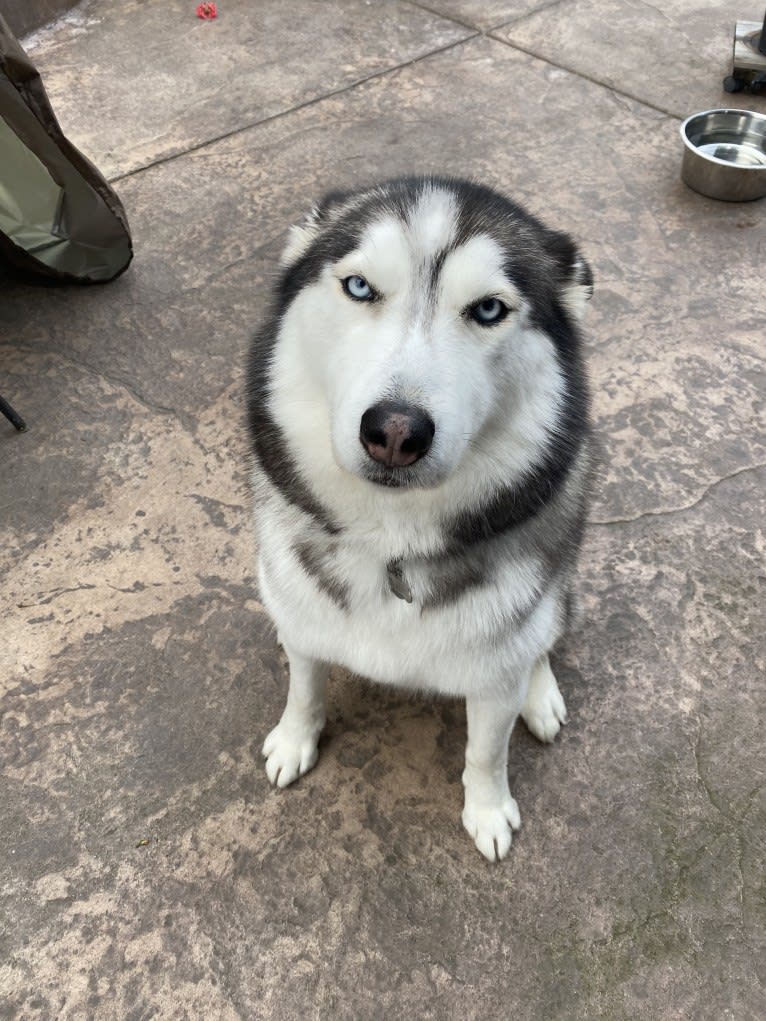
[468,297,510,326]
[342,275,375,301]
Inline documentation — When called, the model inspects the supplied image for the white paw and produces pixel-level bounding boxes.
[262,720,320,788]
[462,796,521,862]
[521,669,567,744]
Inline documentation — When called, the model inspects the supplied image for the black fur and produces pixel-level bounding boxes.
[248,323,340,535]
[293,540,349,610]
[420,548,488,611]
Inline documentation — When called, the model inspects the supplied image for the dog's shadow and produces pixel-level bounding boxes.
[321,661,583,796]
[323,668,463,784]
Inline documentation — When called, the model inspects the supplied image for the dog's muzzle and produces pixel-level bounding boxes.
[359,401,435,469]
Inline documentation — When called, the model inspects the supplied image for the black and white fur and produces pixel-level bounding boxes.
[247,177,594,862]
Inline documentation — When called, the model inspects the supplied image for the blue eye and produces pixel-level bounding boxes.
[342,275,375,301]
[469,297,510,325]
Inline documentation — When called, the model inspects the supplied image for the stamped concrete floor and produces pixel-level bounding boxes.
[2,1,765,1018]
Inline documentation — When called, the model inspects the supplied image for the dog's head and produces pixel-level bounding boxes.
[272,177,592,491]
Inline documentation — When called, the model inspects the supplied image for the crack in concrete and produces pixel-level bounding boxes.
[108,34,480,186]
[628,0,674,28]
[487,32,681,119]
[734,827,747,931]
[4,342,183,421]
[407,0,477,34]
[15,583,97,609]
[690,721,766,934]
[489,0,569,32]
[2,343,242,437]
[592,906,672,949]
[692,724,726,820]
[101,19,681,190]
[590,461,766,528]
[410,0,572,35]
[177,235,284,291]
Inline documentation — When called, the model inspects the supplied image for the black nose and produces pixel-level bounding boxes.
[359,401,435,468]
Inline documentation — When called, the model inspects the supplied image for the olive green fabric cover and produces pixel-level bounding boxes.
[0,14,132,282]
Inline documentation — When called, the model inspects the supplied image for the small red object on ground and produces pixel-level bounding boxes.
[196,2,217,19]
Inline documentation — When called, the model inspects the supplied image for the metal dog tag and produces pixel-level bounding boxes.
[386,559,413,603]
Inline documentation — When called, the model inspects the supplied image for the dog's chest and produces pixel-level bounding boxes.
[303,529,537,624]
[258,509,556,695]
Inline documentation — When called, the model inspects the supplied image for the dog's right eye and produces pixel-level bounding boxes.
[468,297,510,326]
[342,275,375,302]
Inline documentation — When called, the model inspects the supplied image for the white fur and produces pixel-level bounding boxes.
[256,189,581,861]
[521,654,568,742]
[561,257,592,320]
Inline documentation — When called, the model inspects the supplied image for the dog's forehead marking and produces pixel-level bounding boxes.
[334,189,523,309]
[335,217,411,294]
[440,234,523,307]
[407,186,459,256]
[337,186,458,278]
[363,216,409,259]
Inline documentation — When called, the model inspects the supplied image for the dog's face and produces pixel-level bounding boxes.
[274,178,592,490]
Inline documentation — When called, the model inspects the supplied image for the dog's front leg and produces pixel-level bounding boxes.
[262,644,328,788]
[462,697,523,862]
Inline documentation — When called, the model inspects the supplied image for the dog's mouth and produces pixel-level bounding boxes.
[360,464,413,488]
[358,458,447,490]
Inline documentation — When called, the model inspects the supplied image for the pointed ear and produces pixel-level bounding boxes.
[279,205,323,268]
[279,189,355,269]
[543,228,594,320]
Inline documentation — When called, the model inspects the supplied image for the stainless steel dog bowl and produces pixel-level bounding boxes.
[680,108,766,201]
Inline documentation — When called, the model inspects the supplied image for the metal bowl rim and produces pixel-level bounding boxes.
[679,108,766,171]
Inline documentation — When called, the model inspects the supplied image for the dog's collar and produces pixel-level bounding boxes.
[386,559,413,603]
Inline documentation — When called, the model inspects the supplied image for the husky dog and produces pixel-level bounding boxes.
[247,176,593,861]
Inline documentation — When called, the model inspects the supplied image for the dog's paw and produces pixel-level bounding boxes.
[521,664,567,744]
[462,796,521,863]
[262,721,320,788]
[522,696,566,743]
